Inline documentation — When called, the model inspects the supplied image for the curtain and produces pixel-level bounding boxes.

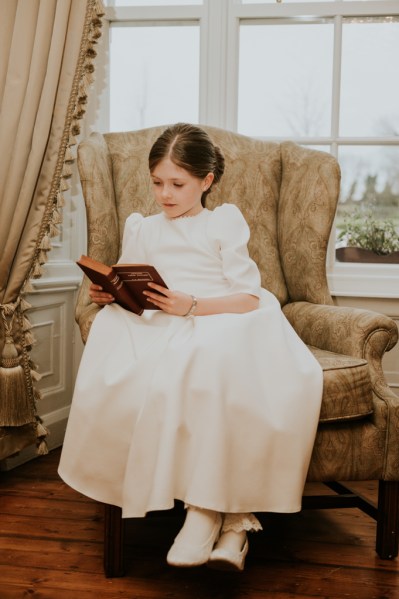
[0,0,105,460]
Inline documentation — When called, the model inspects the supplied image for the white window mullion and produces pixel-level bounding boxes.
[224,0,240,131]
[200,0,230,127]
[326,14,342,272]
[330,14,342,152]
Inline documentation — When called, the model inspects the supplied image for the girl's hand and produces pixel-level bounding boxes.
[143,283,194,316]
[89,283,115,305]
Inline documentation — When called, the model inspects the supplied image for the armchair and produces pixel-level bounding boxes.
[75,126,399,577]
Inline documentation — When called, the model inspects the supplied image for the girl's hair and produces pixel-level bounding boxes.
[148,123,225,206]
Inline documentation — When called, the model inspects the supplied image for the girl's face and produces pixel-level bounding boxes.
[151,158,214,219]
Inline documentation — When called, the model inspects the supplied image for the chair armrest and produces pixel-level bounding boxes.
[283,301,398,400]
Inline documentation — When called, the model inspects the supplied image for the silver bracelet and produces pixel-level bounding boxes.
[183,295,198,317]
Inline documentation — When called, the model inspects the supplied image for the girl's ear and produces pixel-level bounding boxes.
[203,172,215,191]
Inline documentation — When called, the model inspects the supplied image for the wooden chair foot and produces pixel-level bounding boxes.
[376,480,399,559]
[104,504,125,577]
[303,480,399,560]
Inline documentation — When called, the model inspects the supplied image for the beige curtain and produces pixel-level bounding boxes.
[0,0,105,460]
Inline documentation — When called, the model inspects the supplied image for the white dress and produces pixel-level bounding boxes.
[58,204,323,518]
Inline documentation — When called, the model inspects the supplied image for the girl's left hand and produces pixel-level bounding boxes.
[143,283,194,316]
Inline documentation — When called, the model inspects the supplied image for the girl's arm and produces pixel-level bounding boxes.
[144,283,259,316]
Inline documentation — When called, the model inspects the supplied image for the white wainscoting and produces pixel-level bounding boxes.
[1,281,82,470]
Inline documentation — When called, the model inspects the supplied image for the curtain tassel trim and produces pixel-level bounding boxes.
[29,0,106,291]
[0,305,36,427]
[1,0,106,454]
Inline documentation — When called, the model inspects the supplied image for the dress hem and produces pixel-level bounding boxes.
[58,468,303,518]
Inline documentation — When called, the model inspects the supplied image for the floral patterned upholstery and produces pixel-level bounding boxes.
[309,347,373,423]
[75,126,399,483]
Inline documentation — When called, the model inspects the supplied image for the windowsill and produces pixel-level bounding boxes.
[328,262,399,299]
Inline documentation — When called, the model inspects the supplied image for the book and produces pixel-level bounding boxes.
[76,255,168,315]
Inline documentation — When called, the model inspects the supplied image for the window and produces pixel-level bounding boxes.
[102,0,399,296]
[237,13,399,266]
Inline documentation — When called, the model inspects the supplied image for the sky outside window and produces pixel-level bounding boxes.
[237,22,334,138]
[110,24,200,131]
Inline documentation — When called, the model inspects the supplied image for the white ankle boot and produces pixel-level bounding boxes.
[167,508,222,567]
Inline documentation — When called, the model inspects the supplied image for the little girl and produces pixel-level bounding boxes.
[59,123,323,571]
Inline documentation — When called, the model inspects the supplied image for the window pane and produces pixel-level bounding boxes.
[238,23,333,137]
[340,19,399,137]
[110,25,199,131]
[336,146,399,258]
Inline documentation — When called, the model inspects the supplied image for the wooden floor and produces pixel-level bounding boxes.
[1,449,398,599]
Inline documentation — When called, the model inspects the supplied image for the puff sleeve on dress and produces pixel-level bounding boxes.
[209,204,261,298]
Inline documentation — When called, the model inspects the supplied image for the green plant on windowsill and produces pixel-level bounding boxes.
[336,208,399,263]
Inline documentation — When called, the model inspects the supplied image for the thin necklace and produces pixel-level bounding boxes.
[170,208,206,220]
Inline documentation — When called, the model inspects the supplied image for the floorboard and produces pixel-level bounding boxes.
[0,449,398,599]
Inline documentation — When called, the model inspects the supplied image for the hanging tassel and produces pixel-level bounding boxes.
[22,280,35,293]
[0,335,34,426]
[38,249,49,266]
[40,234,52,251]
[78,95,88,106]
[57,193,65,209]
[61,178,70,192]
[90,27,102,44]
[94,0,106,17]
[86,47,97,60]
[37,439,49,456]
[62,164,72,179]
[92,17,103,28]
[32,261,43,278]
[36,421,48,438]
[49,223,60,238]
[30,369,42,382]
[52,208,63,225]
[22,315,32,332]
[78,91,88,105]
[85,71,95,86]
[64,147,74,163]
[71,123,81,137]
[20,297,32,311]
[74,107,86,120]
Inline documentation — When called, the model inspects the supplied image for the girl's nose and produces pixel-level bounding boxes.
[161,184,171,199]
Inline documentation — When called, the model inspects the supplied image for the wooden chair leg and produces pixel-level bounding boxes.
[376,480,399,559]
[104,504,125,577]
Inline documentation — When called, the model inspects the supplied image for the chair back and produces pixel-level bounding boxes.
[76,126,340,334]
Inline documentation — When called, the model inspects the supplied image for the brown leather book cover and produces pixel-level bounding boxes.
[76,255,168,315]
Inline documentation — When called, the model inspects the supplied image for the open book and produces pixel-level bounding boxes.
[76,255,168,315]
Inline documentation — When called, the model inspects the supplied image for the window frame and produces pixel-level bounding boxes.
[98,0,399,299]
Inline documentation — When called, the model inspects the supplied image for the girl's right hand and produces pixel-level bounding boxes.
[89,283,115,305]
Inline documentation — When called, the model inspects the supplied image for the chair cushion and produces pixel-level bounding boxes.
[308,346,374,424]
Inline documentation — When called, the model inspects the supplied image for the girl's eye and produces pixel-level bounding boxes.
[174,183,183,188]
[152,181,161,186]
